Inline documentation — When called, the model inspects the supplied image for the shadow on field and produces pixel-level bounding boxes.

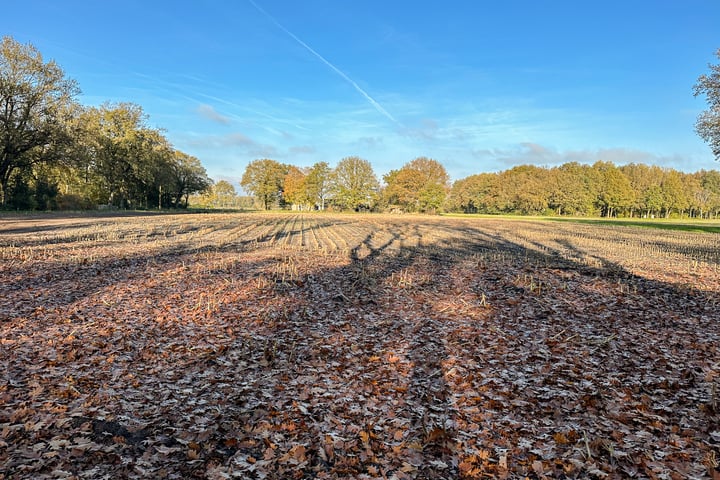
[3,215,719,478]
[1,217,351,320]
[252,219,720,477]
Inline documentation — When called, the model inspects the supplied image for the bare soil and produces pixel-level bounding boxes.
[1,212,719,479]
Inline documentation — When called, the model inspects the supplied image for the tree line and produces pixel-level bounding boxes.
[450,162,720,218]
[237,156,720,218]
[4,35,720,217]
[0,36,211,210]
[239,156,450,214]
[238,48,720,218]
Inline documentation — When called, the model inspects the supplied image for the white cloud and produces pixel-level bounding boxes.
[471,142,694,170]
[185,132,278,157]
[355,136,384,149]
[196,104,231,124]
[399,118,440,141]
[289,145,316,155]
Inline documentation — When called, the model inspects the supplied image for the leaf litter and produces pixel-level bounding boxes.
[1,213,719,479]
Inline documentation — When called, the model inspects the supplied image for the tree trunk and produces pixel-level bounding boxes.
[0,166,16,207]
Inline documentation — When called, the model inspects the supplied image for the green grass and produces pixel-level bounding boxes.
[543,216,720,233]
[441,212,720,233]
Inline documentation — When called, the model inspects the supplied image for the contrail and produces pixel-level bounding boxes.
[247,0,398,125]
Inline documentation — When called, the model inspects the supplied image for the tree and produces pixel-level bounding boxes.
[331,156,379,211]
[700,169,720,217]
[383,157,449,213]
[190,180,243,209]
[418,183,447,213]
[683,173,704,218]
[0,36,79,205]
[659,169,689,218]
[548,162,597,215]
[619,163,664,217]
[593,161,634,217]
[694,49,720,160]
[167,150,212,208]
[498,165,550,214]
[81,102,168,208]
[448,173,499,213]
[212,180,235,208]
[283,165,310,209]
[49,103,105,207]
[240,158,288,210]
[305,161,331,210]
[644,185,664,218]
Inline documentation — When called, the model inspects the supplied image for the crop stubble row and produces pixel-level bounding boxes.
[1,212,719,478]
[1,213,718,275]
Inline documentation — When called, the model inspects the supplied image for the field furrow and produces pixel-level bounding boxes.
[1,212,718,479]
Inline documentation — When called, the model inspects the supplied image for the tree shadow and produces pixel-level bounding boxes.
[3,214,719,478]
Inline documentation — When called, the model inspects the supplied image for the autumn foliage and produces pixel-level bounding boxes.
[1,212,719,479]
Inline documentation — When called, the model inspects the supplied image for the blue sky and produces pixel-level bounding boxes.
[6,1,720,187]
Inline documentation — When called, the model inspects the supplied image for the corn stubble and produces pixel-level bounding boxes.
[1,212,718,479]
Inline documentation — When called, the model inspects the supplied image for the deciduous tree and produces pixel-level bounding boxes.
[548,162,597,216]
[167,150,212,208]
[0,36,79,205]
[283,165,310,209]
[619,163,664,217]
[700,169,720,217]
[241,158,288,210]
[499,165,551,215]
[593,161,634,217]
[694,49,720,159]
[305,161,331,210]
[448,173,499,213]
[211,180,236,208]
[383,157,449,213]
[82,103,168,207]
[331,156,379,211]
[660,170,689,218]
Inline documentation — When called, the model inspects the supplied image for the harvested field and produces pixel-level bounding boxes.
[1,212,719,479]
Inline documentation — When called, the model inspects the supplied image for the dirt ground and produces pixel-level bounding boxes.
[1,212,719,479]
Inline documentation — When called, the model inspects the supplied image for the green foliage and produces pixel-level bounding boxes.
[383,157,449,213]
[331,156,379,211]
[241,159,288,210]
[168,151,212,208]
[619,163,664,217]
[0,36,79,206]
[305,162,331,210]
[644,185,664,216]
[5,171,35,210]
[449,161,720,218]
[700,169,720,216]
[593,161,635,217]
[418,183,446,213]
[211,180,237,208]
[447,173,498,213]
[660,170,688,218]
[60,103,211,210]
[5,36,720,217]
[500,165,551,215]
[694,49,720,159]
[189,180,254,209]
[548,162,597,215]
[0,36,211,210]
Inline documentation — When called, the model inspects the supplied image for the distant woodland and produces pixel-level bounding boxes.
[3,36,720,218]
[0,36,211,211]
[223,156,720,218]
